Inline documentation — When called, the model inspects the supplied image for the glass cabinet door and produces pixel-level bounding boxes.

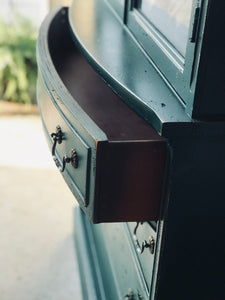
[138,0,193,56]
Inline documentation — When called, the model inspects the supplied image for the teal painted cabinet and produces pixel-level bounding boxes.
[37,1,225,299]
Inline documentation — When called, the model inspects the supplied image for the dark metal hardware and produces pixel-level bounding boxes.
[124,288,143,299]
[133,222,155,254]
[125,288,134,300]
[51,126,78,172]
[69,149,79,169]
[51,125,62,156]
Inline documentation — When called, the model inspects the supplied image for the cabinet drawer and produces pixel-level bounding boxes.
[37,7,168,223]
[127,222,157,289]
[38,75,91,205]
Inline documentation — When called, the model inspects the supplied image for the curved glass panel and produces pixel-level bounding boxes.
[139,0,193,56]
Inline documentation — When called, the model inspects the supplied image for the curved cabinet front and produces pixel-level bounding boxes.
[37,6,168,223]
[38,75,91,206]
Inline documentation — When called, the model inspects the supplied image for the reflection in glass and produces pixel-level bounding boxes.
[138,0,193,56]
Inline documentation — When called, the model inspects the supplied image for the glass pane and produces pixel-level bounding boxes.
[139,0,193,56]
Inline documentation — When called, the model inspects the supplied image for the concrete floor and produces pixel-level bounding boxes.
[0,115,82,300]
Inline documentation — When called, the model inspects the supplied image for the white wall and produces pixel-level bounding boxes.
[0,0,49,28]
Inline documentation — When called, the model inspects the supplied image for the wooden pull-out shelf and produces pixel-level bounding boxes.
[37,7,167,223]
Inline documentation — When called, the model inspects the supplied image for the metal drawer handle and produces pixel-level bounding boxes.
[133,222,155,254]
[51,126,78,172]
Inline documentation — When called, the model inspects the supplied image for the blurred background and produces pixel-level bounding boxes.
[0,0,82,299]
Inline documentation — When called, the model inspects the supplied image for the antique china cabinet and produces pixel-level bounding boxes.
[37,1,225,299]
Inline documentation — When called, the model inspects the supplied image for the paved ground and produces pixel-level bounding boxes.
[0,115,82,300]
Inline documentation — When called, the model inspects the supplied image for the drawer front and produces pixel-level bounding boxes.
[37,6,168,223]
[127,222,157,291]
[38,74,91,205]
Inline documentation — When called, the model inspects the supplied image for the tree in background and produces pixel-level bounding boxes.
[0,14,37,104]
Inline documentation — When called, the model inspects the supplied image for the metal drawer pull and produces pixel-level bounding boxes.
[51,126,78,172]
[133,222,155,254]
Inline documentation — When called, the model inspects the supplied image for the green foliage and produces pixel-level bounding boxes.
[0,14,38,104]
